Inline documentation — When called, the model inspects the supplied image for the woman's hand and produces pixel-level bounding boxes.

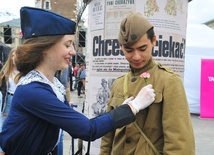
[128,84,155,114]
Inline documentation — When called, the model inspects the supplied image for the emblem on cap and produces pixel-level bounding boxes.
[131,34,137,41]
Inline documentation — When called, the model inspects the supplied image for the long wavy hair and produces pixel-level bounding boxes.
[14,35,64,83]
[0,48,17,86]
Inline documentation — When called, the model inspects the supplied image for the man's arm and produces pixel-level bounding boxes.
[163,74,195,155]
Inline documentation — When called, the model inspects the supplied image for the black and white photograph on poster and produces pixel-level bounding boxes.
[105,0,136,39]
[91,77,115,117]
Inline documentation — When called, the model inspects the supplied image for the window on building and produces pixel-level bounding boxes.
[45,1,50,10]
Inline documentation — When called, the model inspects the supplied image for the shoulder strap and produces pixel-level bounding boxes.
[133,122,160,155]
[123,73,129,99]
[124,74,160,155]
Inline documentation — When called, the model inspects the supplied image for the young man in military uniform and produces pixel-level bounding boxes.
[100,12,195,155]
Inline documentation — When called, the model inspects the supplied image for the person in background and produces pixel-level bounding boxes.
[73,63,79,90]
[57,68,71,102]
[0,48,19,154]
[0,7,155,155]
[0,61,3,112]
[77,63,84,98]
[0,62,2,72]
[69,61,74,91]
[0,61,3,155]
[80,64,86,94]
[54,67,71,155]
[100,12,195,155]
[0,48,19,118]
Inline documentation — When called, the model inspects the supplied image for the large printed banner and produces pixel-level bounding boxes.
[83,0,188,154]
[200,59,214,118]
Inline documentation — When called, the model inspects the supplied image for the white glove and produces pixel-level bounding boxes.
[122,96,135,105]
[128,84,155,114]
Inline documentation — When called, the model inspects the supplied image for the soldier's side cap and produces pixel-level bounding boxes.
[20,7,76,39]
[118,12,153,46]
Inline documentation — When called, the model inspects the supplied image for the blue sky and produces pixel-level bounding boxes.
[0,0,213,24]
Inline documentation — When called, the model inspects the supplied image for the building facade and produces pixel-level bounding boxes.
[35,0,77,20]
[0,18,22,48]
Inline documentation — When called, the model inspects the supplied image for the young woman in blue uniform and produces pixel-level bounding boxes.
[0,7,155,155]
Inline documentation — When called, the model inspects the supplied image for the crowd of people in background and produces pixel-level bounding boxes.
[68,62,86,98]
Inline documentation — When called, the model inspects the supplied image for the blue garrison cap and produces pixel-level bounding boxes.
[20,7,76,39]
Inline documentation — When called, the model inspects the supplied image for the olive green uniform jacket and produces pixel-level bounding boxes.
[100,59,195,155]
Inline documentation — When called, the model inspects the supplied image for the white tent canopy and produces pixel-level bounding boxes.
[184,24,214,114]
